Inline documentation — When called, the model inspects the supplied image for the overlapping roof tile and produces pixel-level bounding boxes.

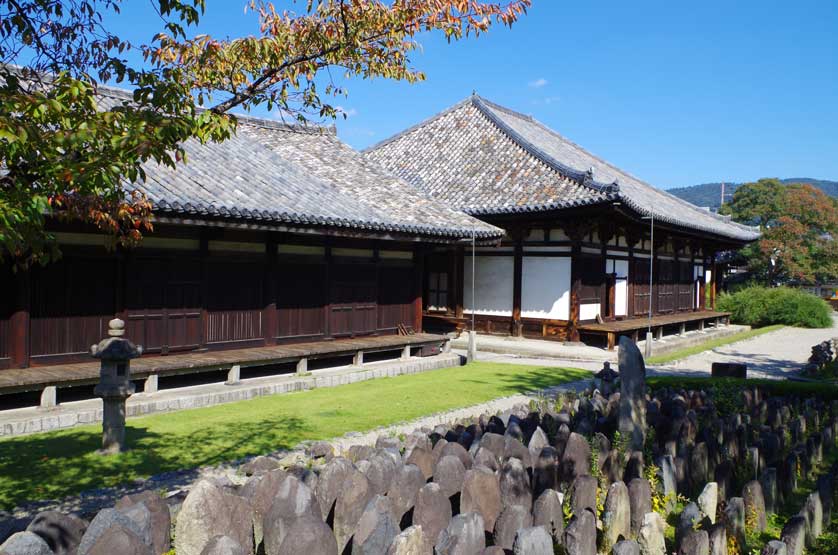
[94,86,504,241]
[366,95,759,242]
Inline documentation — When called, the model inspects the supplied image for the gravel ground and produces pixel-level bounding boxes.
[650,315,838,379]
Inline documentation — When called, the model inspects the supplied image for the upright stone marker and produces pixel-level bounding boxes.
[91,318,142,454]
[619,336,647,451]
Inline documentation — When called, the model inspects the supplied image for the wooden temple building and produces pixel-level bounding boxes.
[0,89,759,386]
[366,95,759,348]
[0,86,503,377]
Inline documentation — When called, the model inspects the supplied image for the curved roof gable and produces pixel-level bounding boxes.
[367,95,759,242]
[365,98,613,215]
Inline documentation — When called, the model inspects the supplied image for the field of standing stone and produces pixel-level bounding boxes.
[4,340,838,554]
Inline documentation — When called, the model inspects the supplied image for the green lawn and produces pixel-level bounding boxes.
[645,324,784,364]
[0,362,589,510]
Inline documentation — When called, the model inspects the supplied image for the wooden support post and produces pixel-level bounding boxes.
[40,386,57,410]
[632,330,639,343]
[512,239,523,337]
[607,332,616,351]
[413,248,424,333]
[263,234,278,346]
[198,232,209,351]
[679,322,686,337]
[354,350,364,366]
[454,246,465,319]
[655,326,663,341]
[710,258,718,310]
[10,271,30,369]
[296,357,308,375]
[699,319,705,332]
[324,244,332,339]
[143,374,158,394]
[401,345,411,360]
[226,365,241,385]
[568,246,582,343]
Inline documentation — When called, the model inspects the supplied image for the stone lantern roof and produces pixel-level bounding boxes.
[91,319,143,361]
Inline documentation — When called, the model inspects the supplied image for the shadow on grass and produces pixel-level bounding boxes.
[0,363,590,511]
[483,367,591,395]
[0,415,307,511]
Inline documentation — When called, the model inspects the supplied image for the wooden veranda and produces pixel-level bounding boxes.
[0,332,448,397]
[578,310,732,350]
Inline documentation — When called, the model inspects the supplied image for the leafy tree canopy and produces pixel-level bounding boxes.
[722,179,838,284]
[0,0,530,267]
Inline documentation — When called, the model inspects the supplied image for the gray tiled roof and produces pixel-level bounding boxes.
[366,95,760,242]
[94,86,503,241]
[365,98,613,215]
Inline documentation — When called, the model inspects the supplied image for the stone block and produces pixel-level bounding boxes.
[711,362,746,379]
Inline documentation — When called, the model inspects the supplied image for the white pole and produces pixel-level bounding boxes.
[471,228,476,332]
[468,228,477,363]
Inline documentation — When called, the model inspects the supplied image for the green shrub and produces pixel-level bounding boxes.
[718,286,833,328]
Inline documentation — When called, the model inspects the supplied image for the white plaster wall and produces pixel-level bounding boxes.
[615,259,629,317]
[464,255,514,316]
[580,303,601,321]
[521,257,571,320]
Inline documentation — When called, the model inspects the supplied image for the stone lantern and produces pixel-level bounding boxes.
[594,361,619,396]
[91,318,143,454]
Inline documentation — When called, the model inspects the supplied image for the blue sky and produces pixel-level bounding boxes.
[106,0,838,188]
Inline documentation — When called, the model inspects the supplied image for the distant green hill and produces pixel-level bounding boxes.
[668,178,838,209]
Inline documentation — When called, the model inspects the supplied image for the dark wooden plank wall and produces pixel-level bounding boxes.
[206,259,264,344]
[277,262,327,340]
[1,242,418,368]
[378,265,415,332]
[29,257,116,361]
[577,255,606,311]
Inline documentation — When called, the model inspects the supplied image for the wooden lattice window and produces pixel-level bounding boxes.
[428,272,449,311]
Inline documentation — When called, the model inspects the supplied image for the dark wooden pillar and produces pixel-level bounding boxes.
[651,238,659,316]
[263,234,278,345]
[565,222,588,343]
[599,222,615,320]
[568,243,582,343]
[454,246,465,319]
[512,239,523,337]
[324,243,332,339]
[9,271,30,368]
[413,248,424,333]
[710,257,718,311]
[115,248,126,321]
[198,232,209,350]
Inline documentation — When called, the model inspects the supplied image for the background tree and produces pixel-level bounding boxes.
[0,0,530,267]
[723,179,838,284]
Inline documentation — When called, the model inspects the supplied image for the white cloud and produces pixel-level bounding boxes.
[530,95,561,106]
[528,77,548,88]
[336,106,358,118]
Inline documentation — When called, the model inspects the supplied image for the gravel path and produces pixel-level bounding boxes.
[650,315,838,379]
